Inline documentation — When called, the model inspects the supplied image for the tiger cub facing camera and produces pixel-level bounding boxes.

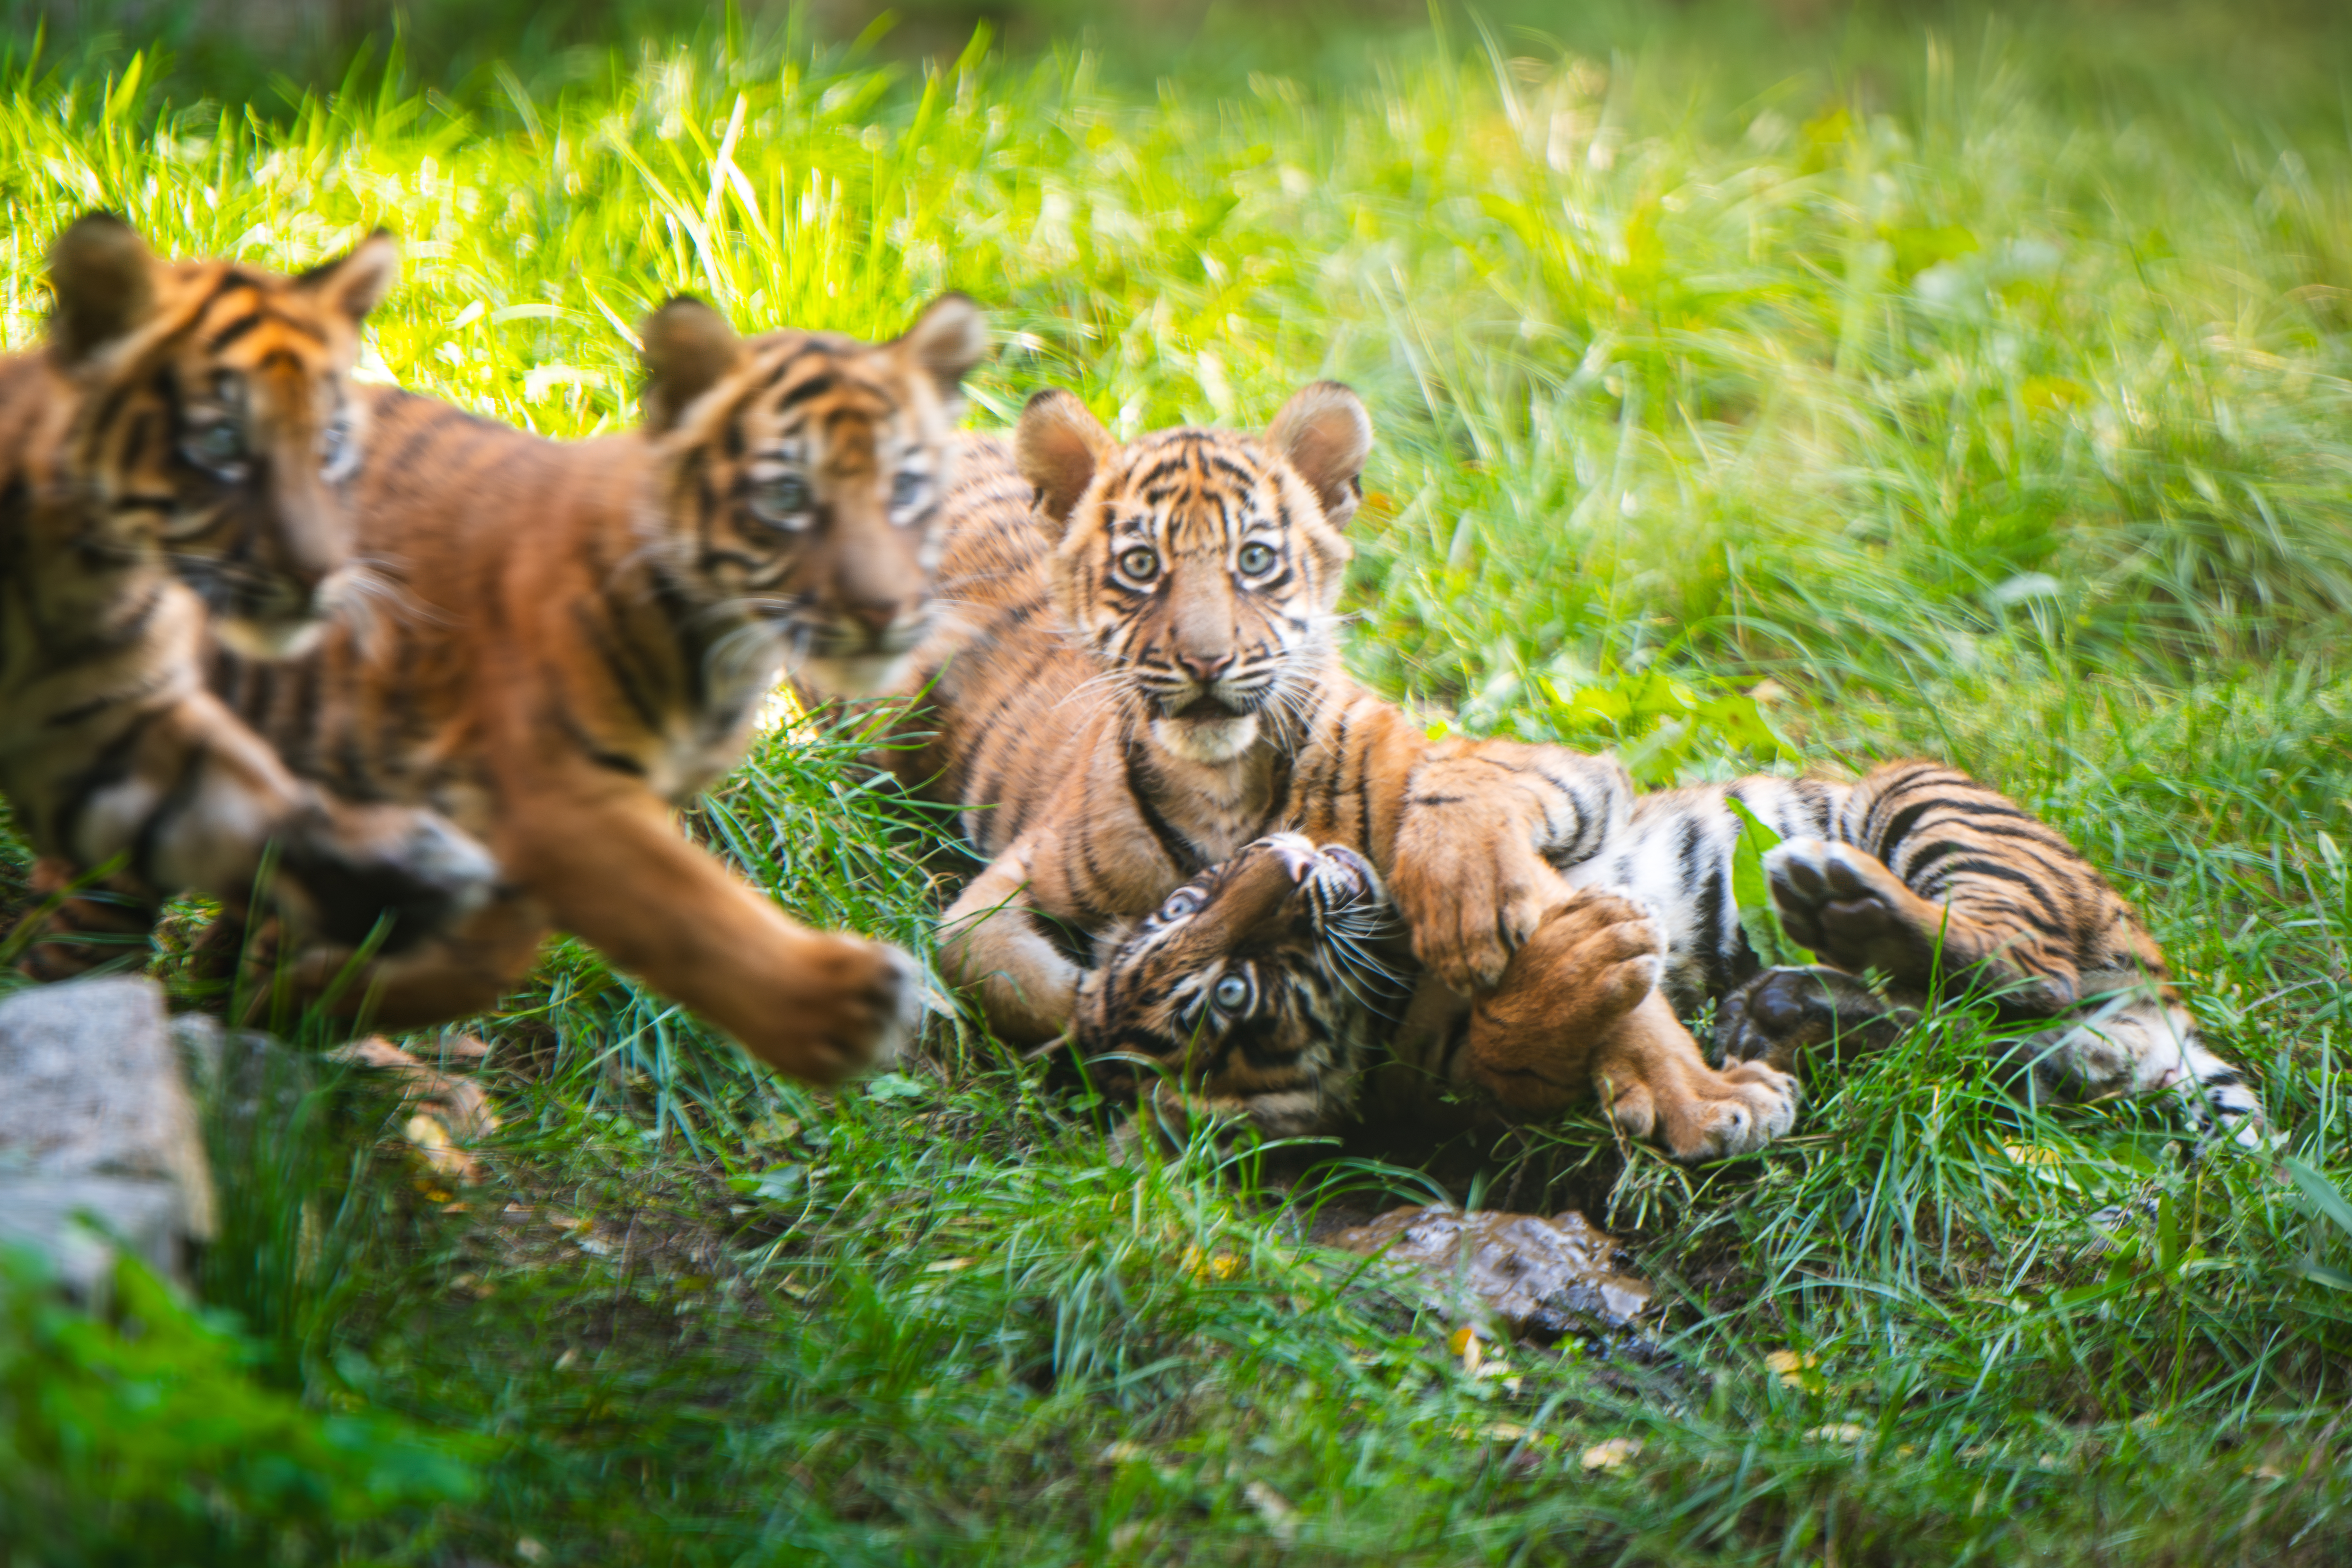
[29,292,989,1085]
[1078,764,2266,1152]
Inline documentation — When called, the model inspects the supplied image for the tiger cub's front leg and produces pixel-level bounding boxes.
[1463,889,1799,1160]
[1386,740,1631,993]
[936,834,1086,1048]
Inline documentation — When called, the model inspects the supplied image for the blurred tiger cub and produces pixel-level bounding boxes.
[865,383,1799,1160]
[29,292,989,1084]
[1,214,495,975]
[1082,762,2266,1151]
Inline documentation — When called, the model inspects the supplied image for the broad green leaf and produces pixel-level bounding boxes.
[2282,1157,2352,1239]
[1724,796,1816,970]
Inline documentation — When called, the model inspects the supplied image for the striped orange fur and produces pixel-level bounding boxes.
[1,214,495,975]
[27,293,987,1082]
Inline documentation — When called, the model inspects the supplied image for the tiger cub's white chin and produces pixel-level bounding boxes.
[1152,711,1261,765]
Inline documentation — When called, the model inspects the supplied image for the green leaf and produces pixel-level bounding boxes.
[729,1165,807,1203]
[2295,1260,2352,1292]
[1724,796,1816,970]
[2282,1157,2352,1239]
[864,1071,927,1102]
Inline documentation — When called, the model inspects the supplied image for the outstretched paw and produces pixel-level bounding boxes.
[1714,964,1920,1069]
[1583,993,1802,1161]
[740,934,927,1086]
[1604,1056,1800,1161]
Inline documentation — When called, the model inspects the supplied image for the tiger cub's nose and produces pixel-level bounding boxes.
[844,599,904,635]
[1176,650,1233,683]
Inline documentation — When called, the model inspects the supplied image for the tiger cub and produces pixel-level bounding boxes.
[1,214,494,976]
[1082,763,2265,1149]
[873,384,1799,1159]
[178,294,990,1082]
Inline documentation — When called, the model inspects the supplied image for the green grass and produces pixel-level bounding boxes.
[11,3,2352,1560]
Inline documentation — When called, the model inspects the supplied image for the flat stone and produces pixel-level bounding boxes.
[0,976,215,1290]
[1325,1205,1652,1345]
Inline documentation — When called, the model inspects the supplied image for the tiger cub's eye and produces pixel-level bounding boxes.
[748,472,812,527]
[1158,888,1202,922]
[1118,546,1159,582]
[183,422,246,472]
[890,471,925,512]
[1212,973,1249,1011]
[1236,542,1276,576]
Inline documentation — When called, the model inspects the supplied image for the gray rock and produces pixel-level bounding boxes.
[0,1176,187,1304]
[0,977,216,1292]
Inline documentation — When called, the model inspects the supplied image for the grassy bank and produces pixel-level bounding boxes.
[8,4,2352,1560]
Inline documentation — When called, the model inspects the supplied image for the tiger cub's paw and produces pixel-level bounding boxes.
[1713,965,1921,1069]
[1391,836,1569,994]
[1609,1059,1800,1162]
[1594,995,1801,1161]
[1463,889,1666,1117]
[765,935,926,1086]
[277,802,501,954]
[1763,838,1934,983]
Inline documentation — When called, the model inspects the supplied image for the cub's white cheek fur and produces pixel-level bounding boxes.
[1152,712,1261,765]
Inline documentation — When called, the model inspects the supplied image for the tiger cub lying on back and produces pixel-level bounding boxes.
[868,383,1798,1159]
[28,294,988,1083]
[2,214,494,977]
[1081,766,2266,1151]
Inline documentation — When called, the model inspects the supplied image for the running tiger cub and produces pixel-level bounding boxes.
[1081,764,2265,1150]
[2,214,495,978]
[874,384,1799,1159]
[181,293,989,1081]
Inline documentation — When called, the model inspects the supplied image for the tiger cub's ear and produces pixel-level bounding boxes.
[292,229,401,324]
[638,295,748,434]
[1267,381,1372,531]
[1016,387,1113,533]
[48,211,158,366]
[899,293,990,401]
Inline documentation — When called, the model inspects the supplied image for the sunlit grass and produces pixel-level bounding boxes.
[8,4,2352,1560]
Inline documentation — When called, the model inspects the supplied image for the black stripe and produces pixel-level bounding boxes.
[548,699,648,777]
[1124,738,1205,877]
[204,309,266,354]
[774,372,838,412]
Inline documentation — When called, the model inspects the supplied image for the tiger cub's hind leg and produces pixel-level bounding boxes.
[1764,761,2267,1146]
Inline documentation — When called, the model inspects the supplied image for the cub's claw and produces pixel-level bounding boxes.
[1600,1055,1800,1161]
